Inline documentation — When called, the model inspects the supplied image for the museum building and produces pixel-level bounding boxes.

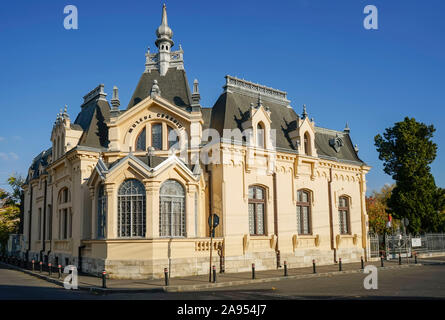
[19,5,371,279]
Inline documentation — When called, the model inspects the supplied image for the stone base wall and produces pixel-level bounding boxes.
[22,247,365,279]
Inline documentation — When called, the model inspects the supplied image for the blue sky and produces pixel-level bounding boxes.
[0,0,444,194]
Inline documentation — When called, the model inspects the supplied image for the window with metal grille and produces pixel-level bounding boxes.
[152,123,163,150]
[136,127,146,151]
[248,186,266,235]
[339,196,350,234]
[159,180,185,237]
[297,190,311,235]
[117,179,146,237]
[97,185,107,239]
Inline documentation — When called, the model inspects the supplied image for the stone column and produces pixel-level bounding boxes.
[185,184,198,238]
[104,184,116,239]
[144,180,160,238]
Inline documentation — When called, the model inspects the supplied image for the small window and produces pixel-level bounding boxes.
[167,126,179,150]
[152,123,163,150]
[136,127,146,151]
[297,190,311,235]
[248,186,266,235]
[339,196,350,234]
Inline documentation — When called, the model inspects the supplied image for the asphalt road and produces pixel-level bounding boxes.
[0,260,444,300]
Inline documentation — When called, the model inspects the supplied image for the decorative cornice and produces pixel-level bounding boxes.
[223,75,290,106]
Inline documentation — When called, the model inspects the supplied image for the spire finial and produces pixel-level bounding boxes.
[155,3,174,48]
[302,104,308,119]
[344,122,350,133]
[257,94,262,108]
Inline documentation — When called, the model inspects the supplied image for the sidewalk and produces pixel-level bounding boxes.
[0,259,422,294]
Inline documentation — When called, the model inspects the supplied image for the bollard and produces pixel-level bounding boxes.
[284,261,288,277]
[164,268,169,286]
[380,256,384,267]
[58,265,62,279]
[48,263,52,276]
[220,256,225,274]
[399,254,402,265]
[102,271,107,288]
[252,263,256,279]
[312,259,316,274]
[339,258,342,271]
[39,261,43,273]
[32,260,35,271]
[415,253,418,264]
[361,256,364,270]
[212,265,217,283]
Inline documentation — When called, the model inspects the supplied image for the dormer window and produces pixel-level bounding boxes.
[257,122,265,148]
[304,132,311,156]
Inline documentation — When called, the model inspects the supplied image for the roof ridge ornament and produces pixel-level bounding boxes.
[111,86,120,109]
[150,79,161,98]
[344,122,350,133]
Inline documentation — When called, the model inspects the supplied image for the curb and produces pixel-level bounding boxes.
[0,261,423,294]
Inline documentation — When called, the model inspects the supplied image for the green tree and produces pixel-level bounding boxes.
[374,117,442,233]
[0,174,23,253]
[366,184,394,234]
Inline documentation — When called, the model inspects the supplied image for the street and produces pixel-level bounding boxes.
[0,259,444,300]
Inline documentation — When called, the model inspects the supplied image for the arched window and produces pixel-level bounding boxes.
[159,180,186,237]
[58,188,71,240]
[248,186,266,235]
[257,122,265,148]
[297,190,312,235]
[167,126,179,150]
[152,123,163,150]
[339,196,350,235]
[117,179,146,237]
[304,132,310,156]
[136,127,146,151]
[97,185,106,239]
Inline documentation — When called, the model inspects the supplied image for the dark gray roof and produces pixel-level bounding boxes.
[25,147,52,184]
[201,108,212,131]
[73,99,110,149]
[209,90,365,165]
[314,127,364,164]
[127,68,192,110]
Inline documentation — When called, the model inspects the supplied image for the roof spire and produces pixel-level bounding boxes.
[257,94,263,108]
[155,4,174,48]
[302,104,308,119]
[344,122,350,133]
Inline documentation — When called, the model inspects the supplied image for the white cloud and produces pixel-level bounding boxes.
[0,152,19,161]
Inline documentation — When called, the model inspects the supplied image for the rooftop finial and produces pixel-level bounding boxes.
[257,94,262,108]
[193,79,199,94]
[344,122,350,133]
[191,79,201,108]
[302,104,308,119]
[111,86,120,110]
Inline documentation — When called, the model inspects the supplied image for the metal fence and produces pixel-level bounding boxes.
[367,232,445,260]
[411,233,445,254]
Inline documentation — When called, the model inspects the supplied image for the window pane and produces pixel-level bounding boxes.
[167,126,178,150]
[152,123,163,150]
[136,128,146,151]
[255,187,264,200]
[256,203,264,234]
[248,203,255,235]
[159,180,185,237]
[302,206,309,234]
[302,191,308,203]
